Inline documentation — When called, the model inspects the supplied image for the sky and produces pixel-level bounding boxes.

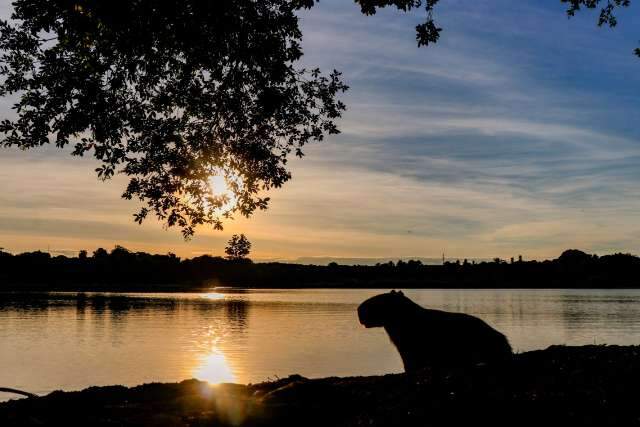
[1,0,640,262]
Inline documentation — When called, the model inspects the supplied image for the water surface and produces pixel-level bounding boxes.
[1,288,640,400]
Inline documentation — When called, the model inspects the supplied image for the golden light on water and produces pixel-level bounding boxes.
[202,292,226,301]
[191,317,236,384]
[193,348,235,384]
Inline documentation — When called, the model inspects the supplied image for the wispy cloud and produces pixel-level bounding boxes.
[1,0,639,260]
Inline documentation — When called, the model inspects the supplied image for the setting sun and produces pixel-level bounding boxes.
[207,174,238,214]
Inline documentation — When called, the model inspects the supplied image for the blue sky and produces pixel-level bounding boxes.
[0,0,639,261]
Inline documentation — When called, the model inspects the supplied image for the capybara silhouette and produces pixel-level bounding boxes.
[358,290,512,373]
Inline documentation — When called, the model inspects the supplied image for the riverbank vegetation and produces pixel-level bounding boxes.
[1,345,639,426]
[1,247,639,290]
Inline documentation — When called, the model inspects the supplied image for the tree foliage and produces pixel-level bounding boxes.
[0,0,347,237]
[355,0,638,56]
[225,234,252,260]
[352,0,442,46]
[561,0,638,57]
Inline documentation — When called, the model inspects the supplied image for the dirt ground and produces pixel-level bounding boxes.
[2,345,640,426]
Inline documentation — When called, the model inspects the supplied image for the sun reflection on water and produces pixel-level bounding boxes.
[201,292,226,300]
[193,347,235,384]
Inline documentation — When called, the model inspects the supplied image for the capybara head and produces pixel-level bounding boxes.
[357,290,406,328]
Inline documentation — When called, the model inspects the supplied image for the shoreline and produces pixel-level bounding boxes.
[3,249,640,290]
[2,345,640,426]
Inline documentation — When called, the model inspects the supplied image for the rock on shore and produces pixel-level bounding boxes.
[2,345,640,426]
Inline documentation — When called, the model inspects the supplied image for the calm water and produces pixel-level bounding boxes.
[1,288,640,400]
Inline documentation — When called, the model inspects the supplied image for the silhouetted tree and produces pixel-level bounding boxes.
[78,250,88,260]
[352,0,441,46]
[559,249,592,265]
[563,0,637,54]
[225,234,252,260]
[110,246,131,257]
[356,0,638,56]
[0,0,347,238]
[357,1,637,55]
[93,248,108,258]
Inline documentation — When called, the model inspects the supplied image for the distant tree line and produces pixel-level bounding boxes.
[0,248,639,291]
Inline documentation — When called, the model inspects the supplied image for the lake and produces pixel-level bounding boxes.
[1,288,640,400]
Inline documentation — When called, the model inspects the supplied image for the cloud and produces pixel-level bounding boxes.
[1,0,640,260]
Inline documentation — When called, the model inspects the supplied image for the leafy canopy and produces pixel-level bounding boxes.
[354,0,638,55]
[561,0,638,56]
[0,0,348,238]
[0,0,636,238]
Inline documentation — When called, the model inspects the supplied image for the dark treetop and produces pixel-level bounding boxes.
[225,233,252,260]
